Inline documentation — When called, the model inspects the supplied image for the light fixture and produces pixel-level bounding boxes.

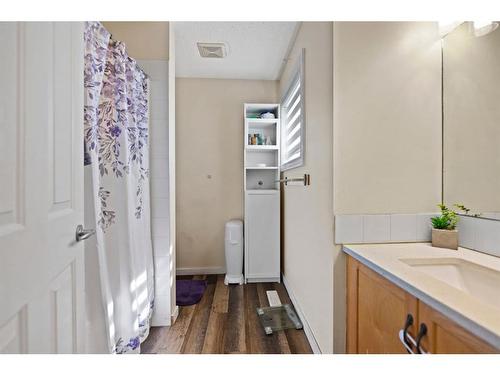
[473,21,499,37]
[438,21,463,38]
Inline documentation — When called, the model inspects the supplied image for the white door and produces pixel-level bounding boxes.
[0,22,85,353]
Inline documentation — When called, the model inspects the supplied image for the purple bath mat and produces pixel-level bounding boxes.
[176,279,207,306]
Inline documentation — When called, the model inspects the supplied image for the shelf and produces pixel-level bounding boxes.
[245,118,279,124]
[245,166,278,170]
[246,189,279,195]
[245,103,279,119]
[246,145,279,151]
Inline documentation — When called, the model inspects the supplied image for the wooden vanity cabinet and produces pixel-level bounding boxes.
[418,302,497,354]
[347,256,417,353]
[346,255,498,354]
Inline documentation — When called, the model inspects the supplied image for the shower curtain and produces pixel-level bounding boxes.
[84,21,155,354]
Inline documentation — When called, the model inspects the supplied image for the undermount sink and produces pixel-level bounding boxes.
[400,257,500,310]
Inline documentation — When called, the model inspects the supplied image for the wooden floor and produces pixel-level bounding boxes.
[141,275,312,354]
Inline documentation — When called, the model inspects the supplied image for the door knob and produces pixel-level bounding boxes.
[75,224,96,242]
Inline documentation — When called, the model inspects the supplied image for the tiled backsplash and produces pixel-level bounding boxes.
[458,215,500,258]
[335,213,437,244]
[336,213,500,258]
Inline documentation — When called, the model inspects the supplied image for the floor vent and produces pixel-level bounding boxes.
[266,290,281,307]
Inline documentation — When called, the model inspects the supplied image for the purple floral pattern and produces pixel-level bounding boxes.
[84,22,150,230]
[97,187,116,230]
[114,299,155,354]
[84,22,153,355]
[115,337,140,354]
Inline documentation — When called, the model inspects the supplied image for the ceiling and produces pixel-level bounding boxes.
[174,22,299,80]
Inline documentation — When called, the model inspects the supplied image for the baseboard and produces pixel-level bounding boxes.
[176,266,225,275]
[171,305,179,325]
[282,273,322,354]
[246,277,280,283]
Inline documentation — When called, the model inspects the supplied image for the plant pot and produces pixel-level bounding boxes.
[431,228,458,250]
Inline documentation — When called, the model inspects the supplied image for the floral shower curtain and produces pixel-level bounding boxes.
[84,21,155,354]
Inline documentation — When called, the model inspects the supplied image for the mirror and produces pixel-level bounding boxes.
[443,21,500,220]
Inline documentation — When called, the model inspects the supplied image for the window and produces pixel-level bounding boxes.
[281,49,305,171]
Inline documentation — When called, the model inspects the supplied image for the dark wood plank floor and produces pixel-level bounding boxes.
[141,275,312,354]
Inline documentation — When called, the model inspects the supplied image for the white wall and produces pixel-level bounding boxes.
[137,59,172,326]
[279,22,335,353]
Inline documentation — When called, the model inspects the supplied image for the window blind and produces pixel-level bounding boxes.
[281,49,305,171]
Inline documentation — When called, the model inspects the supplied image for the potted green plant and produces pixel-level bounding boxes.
[430,203,473,250]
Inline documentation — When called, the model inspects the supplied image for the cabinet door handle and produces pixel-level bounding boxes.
[398,329,416,353]
[398,314,416,354]
[416,323,428,354]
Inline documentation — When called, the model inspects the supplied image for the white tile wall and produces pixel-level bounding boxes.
[416,214,434,241]
[335,215,363,243]
[151,198,169,218]
[152,218,169,237]
[459,216,500,257]
[150,81,168,99]
[151,178,169,199]
[390,214,417,242]
[150,157,168,179]
[151,295,170,326]
[336,212,500,257]
[150,99,169,121]
[457,215,477,250]
[153,255,170,274]
[363,215,390,242]
[152,236,169,257]
[138,59,171,327]
[335,213,438,244]
[482,212,500,220]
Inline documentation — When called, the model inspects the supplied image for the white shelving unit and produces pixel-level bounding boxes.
[244,103,281,283]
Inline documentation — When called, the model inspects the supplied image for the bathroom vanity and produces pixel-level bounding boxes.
[344,243,500,354]
[339,22,500,355]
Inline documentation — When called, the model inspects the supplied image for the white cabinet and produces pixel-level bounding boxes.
[245,192,280,281]
[243,103,281,283]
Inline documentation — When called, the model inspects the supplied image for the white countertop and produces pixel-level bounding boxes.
[342,242,500,350]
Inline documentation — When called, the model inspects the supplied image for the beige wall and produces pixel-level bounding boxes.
[330,22,442,353]
[443,22,500,213]
[333,22,442,215]
[101,22,169,60]
[176,78,277,272]
[279,22,335,353]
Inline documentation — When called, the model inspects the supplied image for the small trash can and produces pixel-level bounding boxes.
[224,219,244,285]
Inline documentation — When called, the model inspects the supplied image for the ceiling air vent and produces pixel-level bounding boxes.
[197,42,227,58]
